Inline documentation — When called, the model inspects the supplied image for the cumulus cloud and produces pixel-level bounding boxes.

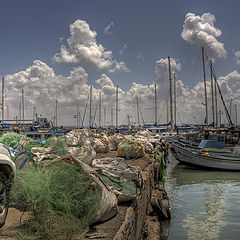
[104,22,114,35]
[155,58,181,99]
[119,44,127,56]
[234,51,240,65]
[108,61,130,73]
[181,12,227,61]
[5,60,91,124]
[53,19,129,73]
[4,59,240,126]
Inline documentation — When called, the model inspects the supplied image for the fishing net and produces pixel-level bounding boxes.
[118,138,145,159]
[10,161,102,240]
[0,132,31,149]
[155,149,166,181]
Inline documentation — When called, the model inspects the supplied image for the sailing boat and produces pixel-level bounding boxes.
[172,47,240,171]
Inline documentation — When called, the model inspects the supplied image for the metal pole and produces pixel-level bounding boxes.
[168,57,173,129]
[89,85,92,128]
[154,84,157,125]
[99,92,101,128]
[167,99,169,123]
[111,108,113,127]
[55,100,58,128]
[136,95,140,126]
[229,99,232,122]
[1,76,4,122]
[22,89,24,125]
[104,107,106,128]
[235,104,237,126]
[116,86,118,128]
[214,74,218,126]
[174,73,176,126]
[210,60,215,126]
[201,47,208,127]
[219,110,221,126]
[77,105,79,128]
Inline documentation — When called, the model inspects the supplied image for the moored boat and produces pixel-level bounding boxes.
[172,134,240,171]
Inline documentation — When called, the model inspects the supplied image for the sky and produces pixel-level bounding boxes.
[1,0,240,126]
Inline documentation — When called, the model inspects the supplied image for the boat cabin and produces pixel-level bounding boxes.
[198,134,225,149]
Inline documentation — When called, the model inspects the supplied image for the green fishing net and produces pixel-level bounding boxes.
[10,161,102,240]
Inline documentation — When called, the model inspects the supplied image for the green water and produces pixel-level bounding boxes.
[164,153,240,240]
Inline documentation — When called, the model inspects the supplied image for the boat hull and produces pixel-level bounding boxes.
[174,144,240,171]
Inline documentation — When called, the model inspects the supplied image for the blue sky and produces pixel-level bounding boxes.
[1,0,240,125]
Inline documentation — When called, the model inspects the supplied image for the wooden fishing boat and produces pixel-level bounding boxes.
[172,135,240,171]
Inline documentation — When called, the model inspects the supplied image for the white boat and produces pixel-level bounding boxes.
[172,135,240,171]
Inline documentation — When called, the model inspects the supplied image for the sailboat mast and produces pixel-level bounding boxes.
[99,92,101,127]
[89,85,92,128]
[2,76,4,122]
[111,108,113,126]
[210,60,215,126]
[154,84,157,125]
[201,47,208,127]
[116,86,118,128]
[168,57,173,129]
[22,89,24,125]
[55,99,58,128]
[215,74,218,126]
[173,72,177,127]
[229,99,232,121]
[235,104,238,126]
[136,95,140,126]
[167,99,169,123]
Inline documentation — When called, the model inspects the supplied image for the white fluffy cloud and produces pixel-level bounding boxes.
[4,58,240,126]
[234,51,240,65]
[53,19,129,72]
[104,22,114,35]
[181,13,227,61]
[155,58,181,100]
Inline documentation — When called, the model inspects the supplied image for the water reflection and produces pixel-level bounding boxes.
[165,155,240,240]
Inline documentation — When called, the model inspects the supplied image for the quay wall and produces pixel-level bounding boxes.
[114,157,159,240]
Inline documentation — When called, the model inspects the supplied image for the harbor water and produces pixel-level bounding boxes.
[164,152,240,240]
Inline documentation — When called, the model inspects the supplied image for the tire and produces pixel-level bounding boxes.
[0,172,10,228]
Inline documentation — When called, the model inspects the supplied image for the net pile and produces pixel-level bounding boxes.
[10,161,102,240]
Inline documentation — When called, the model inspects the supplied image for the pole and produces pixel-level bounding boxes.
[111,108,113,127]
[154,84,157,125]
[140,109,145,125]
[19,98,21,121]
[168,57,173,129]
[136,95,140,126]
[201,47,208,127]
[77,105,79,128]
[99,92,101,128]
[55,99,58,128]
[1,77,3,122]
[173,73,176,126]
[166,99,169,123]
[229,99,232,121]
[210,60,215,126]
[219,110,221,126]
[235,104,238,126]
[82,95,89,127]
[33,106,36,121]
[116,86,118,128]
[214,73,218,126]
[104,107,106,127]
[89,85,92,128]
[22,89,24,125]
